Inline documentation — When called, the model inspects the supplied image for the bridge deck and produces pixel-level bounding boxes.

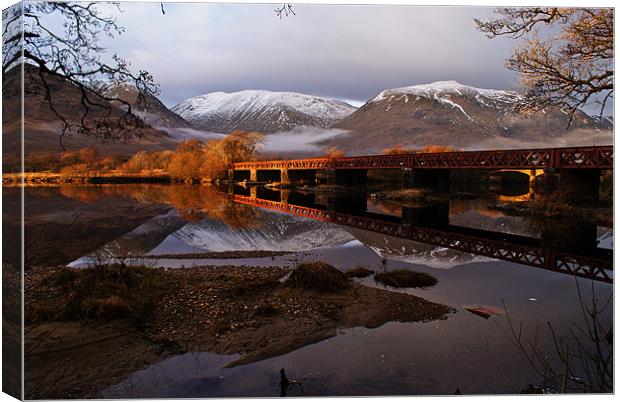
[232,145,613,171]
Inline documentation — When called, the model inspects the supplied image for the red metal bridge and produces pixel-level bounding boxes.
[232,145,613,171]
[232,194,613,283]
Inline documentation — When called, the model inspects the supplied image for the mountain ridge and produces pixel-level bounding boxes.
[171,89,357,134]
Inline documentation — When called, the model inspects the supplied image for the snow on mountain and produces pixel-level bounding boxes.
[330,80,613,154]
[171,90,357,133]
[372,80,520,108]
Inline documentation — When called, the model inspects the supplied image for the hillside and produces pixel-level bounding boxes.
[2,65,178,158]
[328,81,613,154]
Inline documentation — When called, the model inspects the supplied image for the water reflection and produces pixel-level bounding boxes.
[20,184,614,396]
[51,183,613,283]
[230,187,612,283]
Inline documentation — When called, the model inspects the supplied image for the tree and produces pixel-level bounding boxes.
[419,145,458,153]
[219,131,265,165]
[475,8,613,122]
[2,2,158,148]
[382,145,416,155]
[323,146,345,158]
[78,147,98,169]
[168,139,207,181]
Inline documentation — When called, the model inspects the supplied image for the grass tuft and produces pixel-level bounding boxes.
[285,261,351,293]
[345,266,374,278]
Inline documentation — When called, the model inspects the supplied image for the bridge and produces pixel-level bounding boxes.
[232,193,613,283]
[231,146,613,202]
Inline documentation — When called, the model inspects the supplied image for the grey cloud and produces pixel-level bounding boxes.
[99,4,536,108]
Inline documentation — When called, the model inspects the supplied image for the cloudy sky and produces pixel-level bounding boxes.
[99,3,526,108]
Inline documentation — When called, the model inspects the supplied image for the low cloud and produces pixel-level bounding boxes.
[261,126,348,154]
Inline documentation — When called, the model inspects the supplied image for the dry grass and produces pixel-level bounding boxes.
[285,261,351,293]
[345,266,374,278]
[27,264,167,323]
[374,269,438,289]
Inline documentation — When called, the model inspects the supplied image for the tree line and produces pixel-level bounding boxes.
[13,130,265,181]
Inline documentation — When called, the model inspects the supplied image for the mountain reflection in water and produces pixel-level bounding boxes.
[64,184,612,283]
[18,184,613,397]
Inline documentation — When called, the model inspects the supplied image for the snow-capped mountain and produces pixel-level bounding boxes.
[171,90,357,133]
[329,80,612,154]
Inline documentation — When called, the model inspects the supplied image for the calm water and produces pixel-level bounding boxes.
[18,183,613,396]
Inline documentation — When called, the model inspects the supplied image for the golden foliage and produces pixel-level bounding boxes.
[323,146,345,158]
[382,145,416,155]
[476,8,613,121]
[418,145,458,153]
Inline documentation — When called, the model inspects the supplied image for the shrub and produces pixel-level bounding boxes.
[345,267,374,278]
[374,269,438,289]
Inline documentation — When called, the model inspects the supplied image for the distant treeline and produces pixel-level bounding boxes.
[6,130,265,182]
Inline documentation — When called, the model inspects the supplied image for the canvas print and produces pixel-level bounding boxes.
[1,2,614,399]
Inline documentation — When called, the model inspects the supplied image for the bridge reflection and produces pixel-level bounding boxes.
[231,189,612,283]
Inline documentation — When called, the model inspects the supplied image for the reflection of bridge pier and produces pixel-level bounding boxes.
[541,223,599,252]
[401,203,449,228]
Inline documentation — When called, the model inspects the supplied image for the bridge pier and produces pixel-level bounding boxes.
[412,169,451,193]
[335,169,367,186]
[541,223,599,252]
[280,168,290,185]
[401,168,414,188]
[250,169,257,182]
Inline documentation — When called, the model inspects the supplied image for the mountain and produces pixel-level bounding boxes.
[328,81,613,154]
[103,83,193,130]
[3,64,177,157]
[171,90,357,133]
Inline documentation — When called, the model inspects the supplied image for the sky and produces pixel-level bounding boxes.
[94,3,526,108]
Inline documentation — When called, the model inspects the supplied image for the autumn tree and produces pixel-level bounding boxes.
[78,147,99,169]
[382,145,416,155]
[168,140,207,181]
[419,145,458,153]
[219,131,265,165]
[476,8,613,121]
[323,146,345,158]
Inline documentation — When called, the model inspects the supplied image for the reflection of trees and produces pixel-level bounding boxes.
[56,184,264,229]
[165,185,263,229]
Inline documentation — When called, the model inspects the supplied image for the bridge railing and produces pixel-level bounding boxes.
[231,145,613,171]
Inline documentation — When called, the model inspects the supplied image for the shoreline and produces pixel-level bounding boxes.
[25,263,454,399]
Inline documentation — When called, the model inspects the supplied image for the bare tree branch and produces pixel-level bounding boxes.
[476,8,613,126]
